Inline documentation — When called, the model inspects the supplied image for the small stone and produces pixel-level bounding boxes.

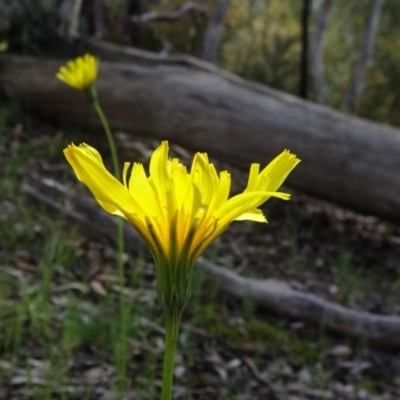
[298,367,311,384]
[329,345,352,357]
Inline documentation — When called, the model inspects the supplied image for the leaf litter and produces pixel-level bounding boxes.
[0,118,400,399]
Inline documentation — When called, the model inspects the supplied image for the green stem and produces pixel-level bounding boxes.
[91,93,125,294]
[91,97,120,178]
[161,310,181,400]
[90,95,124,286]
[91,95,124,285]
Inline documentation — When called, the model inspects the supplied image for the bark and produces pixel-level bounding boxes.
[3,43,400,223]
[311,0,334,104]
[342,0,385,112]
[23,177,400,347]
[201,0,231,63]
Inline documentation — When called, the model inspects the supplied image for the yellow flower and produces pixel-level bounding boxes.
[56,54,99,91]
[64,141,300,310]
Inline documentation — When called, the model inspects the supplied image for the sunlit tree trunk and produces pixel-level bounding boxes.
[202,0,231,63]
[311,0,334,104]
[342,0,385,113]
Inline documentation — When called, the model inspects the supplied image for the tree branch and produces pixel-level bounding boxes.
[130,2,207,24]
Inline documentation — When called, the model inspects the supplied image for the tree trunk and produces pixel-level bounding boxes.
[342,0,385,113]
[2,42,400,223]
[201,0,231,63]
[311,0,334,104]
[299,0,311,99]
[93,0,107,39]
[57,0,84,38]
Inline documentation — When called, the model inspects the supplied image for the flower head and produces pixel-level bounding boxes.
[64,141,300,310]
[56,54,99,91]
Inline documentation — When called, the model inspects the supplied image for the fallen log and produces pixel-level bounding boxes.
[3,41,400,223]
[22,177,400,347]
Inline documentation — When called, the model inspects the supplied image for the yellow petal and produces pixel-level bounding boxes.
[56,54,99,91]
[213,170,231,210]
[235,208,267,222]
[129,163,161,218]
[170,159,191,210]
[258,150,300,192]
[216,190,290,226]
[191,153,214,205]
[245,163,260,192]
[64,143,136,215]
[149,141,170,214]
[64,141,300,288]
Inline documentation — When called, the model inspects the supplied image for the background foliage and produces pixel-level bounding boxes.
[2,0,400,125]
[147,0,400,125]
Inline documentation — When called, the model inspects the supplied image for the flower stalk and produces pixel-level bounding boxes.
[57,54,127,393]
[89,90,125,298]
[161,309,182,400]
[89,88,120,178]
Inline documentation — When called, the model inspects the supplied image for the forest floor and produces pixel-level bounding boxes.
[1,104,400,400]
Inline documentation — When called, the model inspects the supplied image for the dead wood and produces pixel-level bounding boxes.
[130,2,207,24]
[3,46,400,224]
[22,177,400,347]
